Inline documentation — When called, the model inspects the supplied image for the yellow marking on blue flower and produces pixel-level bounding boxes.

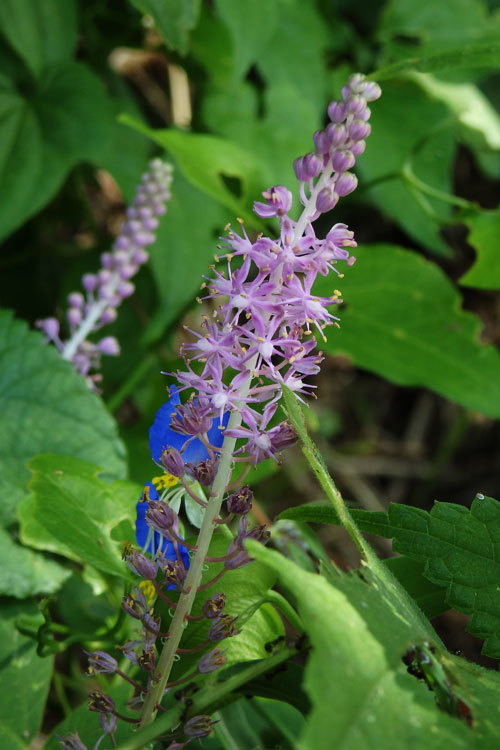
[139,580,156,606]
[152,474,179,491]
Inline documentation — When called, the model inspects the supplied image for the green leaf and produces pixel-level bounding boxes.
[384,556,448,620]
[316,244,500,418]
[279,502,396,538]
[360,80,454,255]
[130,0,201,55]
[0,599,53,744]
[0,0,78,77]
[460,211,500,289]
[247,543,498,749]
[20,454,138,577]
[0,525,70,598]
[256,0,329,114]
[0,58,112,240]
[410,72,500,152]
[0,311,126,525]
[372,41,500,80]
[214,0,278,81]
[387,495,500,658]
[120,115,268,222]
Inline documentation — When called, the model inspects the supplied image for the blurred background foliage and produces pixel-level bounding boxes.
[1,0,500,744]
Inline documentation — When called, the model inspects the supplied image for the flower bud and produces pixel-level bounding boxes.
[68,292,84,308]
[97,336,120,356]
[145,499,177,535]
[350,140,366,157]
[313,129,330,156]
[335,173,358,197]
[126,549,158,580]
[327,100,346,123]
[349,118,371,141]
[325,122,347,149]
[331,150,355,173]
[160,446,185,477]
[316,186,339,214]
[184,715,217,739]
[67,308,82,327]
[226,485,253,515]
[363,81,382,101]
[82,273,98,293]
[37,317,60,340]
[160,558,188,590]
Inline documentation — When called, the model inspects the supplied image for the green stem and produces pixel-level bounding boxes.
[138,383,253,727]
[265,590,303,634]
[401,162,476,211]
[117,647,296,750]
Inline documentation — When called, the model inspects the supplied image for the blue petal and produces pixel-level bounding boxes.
[149,392,230,464]
[135,481,190,584]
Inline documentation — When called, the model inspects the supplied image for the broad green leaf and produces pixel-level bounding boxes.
[214,0,278,81]
[280,502,396,538]
[377,0,500,64]
[360,80,454,255]
[460,211,500,289]
[0,599,53,744]
[279,505,460,619]
[0,525,70,598]
[256,0,329,114]
[144,166,228,343]
[248,543,497,749]
[0,58,112,240]
[410,72,500,151]
[388,495,500,659]
[121,115,268,222]
[0,725,27,750]
[316,244,500,418]
[56,572,115,635]
[20,454,138,577]
[236,662,310,715]
[0,311,126,525]
[372,41,500,80]
[384,556,448,620]
[0,0,77,77]
[130,0,201,55]
[45,684,134,749]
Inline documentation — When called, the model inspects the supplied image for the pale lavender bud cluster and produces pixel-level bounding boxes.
[294,73,381,214]
[37,159,173,388]
[169,75,380,468]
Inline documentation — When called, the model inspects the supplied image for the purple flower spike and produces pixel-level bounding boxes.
[37,159,173,389]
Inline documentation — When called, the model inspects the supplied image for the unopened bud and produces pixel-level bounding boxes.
[198,647,228,674]
[160,447,185,477]
[184,715,218,739]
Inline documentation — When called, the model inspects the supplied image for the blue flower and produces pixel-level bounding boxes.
[135,394,229,566]
[149,390,229,464]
